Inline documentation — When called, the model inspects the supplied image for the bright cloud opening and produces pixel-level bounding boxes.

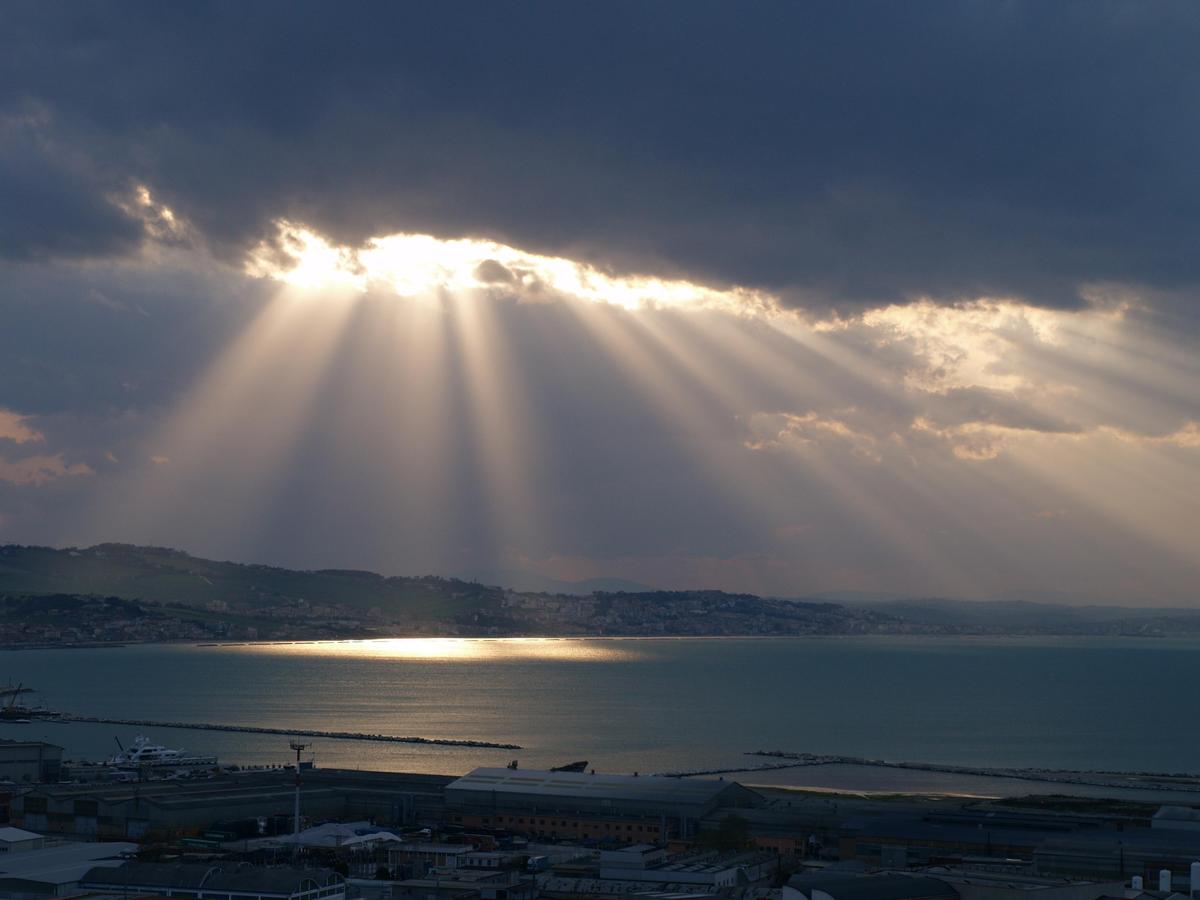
[246,220,776,313]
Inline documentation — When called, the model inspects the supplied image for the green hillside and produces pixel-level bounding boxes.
[0,543,500,620]
[0,543,902,643]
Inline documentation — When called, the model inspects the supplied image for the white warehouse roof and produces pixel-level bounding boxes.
[0,827,41,844]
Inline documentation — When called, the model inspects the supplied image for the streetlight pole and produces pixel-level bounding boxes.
[289,741,311,863]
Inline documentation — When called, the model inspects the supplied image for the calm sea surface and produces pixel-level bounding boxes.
[2,636,1198,794]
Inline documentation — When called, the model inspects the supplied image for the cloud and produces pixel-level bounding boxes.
[0,107,145,261]
[2,3,1199,309]
[909,418,1027,461]
[0,5,1198,603]
[0,453,93,486]
[1104,420,1200,449]
[0,251,271,417]
[918,387,1083,436]
[744,411,885,463]
[0,409,43,444]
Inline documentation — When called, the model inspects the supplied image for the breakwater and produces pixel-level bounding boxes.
[656,762,808,777]
[53,715,522,749]
[743,750,1200,793]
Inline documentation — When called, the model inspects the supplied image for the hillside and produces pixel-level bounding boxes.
[0,543,894,645]
[2,544,1196,648]
[0,543,500,620]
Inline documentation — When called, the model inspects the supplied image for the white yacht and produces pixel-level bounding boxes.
[107,735,217,769]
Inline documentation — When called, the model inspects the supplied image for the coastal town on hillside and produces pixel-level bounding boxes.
[5,540,1200,648]
[5,584,1200,648]
[0,589,895,647]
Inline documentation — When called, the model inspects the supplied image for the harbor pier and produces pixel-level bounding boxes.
[50,715,522,749]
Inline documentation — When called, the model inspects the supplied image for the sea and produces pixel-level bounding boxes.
[3,635,1199,799]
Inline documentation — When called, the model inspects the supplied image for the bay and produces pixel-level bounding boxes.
[2,636,1197,793]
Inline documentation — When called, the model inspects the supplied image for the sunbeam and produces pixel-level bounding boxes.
[444,290,548,558]
[83,285,361,547]
[58,221,1200,601]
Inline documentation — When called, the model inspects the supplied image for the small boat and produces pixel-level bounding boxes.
[107,735,217,769]
[550,760,589,773]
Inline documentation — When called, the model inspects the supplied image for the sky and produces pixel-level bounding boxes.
[1,2,1198,603]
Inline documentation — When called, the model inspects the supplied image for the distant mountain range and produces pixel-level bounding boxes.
[799,594,1200,629]
[0,543,1197,646]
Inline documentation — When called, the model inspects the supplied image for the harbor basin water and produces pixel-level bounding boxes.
[3,635,1199,797]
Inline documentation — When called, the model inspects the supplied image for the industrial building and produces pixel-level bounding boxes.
[244,821,401,852]
[0,742,61,786]
[80,861,346,900]
[921,869,1126,900]
[785,870,1127,900]
[1033,826,1200,885]
[387,842,474,872]
[12,765,760,845]
[389,870,536,900]
[598,843,666,872]
[785,873,958,900]
[0,837,136,897]
[839,812,1079,868]
[1152,806,1200,831]
[597,845,778,887]
[444,768,762,840]
[0,829,43,855]
[13,769,453,839]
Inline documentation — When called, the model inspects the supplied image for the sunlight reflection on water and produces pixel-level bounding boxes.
[216,637,641,662]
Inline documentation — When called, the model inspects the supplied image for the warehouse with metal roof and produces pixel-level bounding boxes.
[0,839,136,896]
[14,769,452,839]
[445,767,761,839]
[81,862,345,900]
[785,874,957,900]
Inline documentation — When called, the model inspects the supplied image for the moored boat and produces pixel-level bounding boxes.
[107,735,218,769]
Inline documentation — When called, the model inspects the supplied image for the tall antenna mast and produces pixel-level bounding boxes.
[289,740,311,861]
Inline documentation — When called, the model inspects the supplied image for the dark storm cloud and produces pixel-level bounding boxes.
[3,2,1198,308]
[0,257,269,416]
[0,110,143,260]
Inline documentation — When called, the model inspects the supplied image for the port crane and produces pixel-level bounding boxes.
[0,683,27,720]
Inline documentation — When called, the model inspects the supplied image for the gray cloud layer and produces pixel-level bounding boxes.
[3,2,1199,308]
[2,3,1198,602]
